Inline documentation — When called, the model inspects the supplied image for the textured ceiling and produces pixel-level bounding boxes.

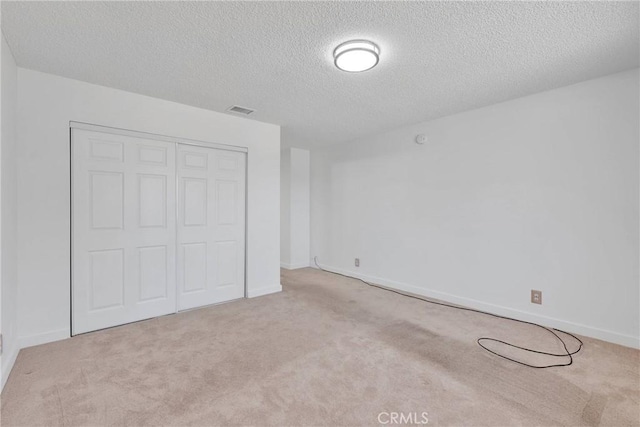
[2,1,639,148]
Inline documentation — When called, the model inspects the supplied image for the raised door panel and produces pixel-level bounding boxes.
[88,138,124,162]
[183,178,208,226]
[216,241,237,288]
[216,180,237,225]
[181,242,207,293]
[183,151,208,170]
[90,172,124,230]
[138,144,167,166]
[138,245,168,302]
[138,174,167,228]
[89,249,125,311]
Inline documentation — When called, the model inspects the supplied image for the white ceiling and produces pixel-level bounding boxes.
[2,1,638,149]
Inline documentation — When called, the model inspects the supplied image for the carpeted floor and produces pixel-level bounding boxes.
[2,268,639,426]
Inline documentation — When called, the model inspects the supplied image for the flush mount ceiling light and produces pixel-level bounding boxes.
[333,40,380,73]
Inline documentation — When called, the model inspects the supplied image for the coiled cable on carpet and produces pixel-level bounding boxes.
[313,257,583,369]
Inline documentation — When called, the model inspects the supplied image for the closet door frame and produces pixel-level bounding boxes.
[70,121,249,335]
[70,122,248,154]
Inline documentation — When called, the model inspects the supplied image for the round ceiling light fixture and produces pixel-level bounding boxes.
[333,40,380,73]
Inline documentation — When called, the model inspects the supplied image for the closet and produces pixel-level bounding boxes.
[71,124,246,334]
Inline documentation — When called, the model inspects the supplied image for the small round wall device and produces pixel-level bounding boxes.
[415,134,427,145]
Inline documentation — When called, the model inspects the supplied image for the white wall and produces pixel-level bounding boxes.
[281,148,310,269]
[311,69,640,348]
[16,68,281,348]
[289,148,310,268]
[280,149,291,266]
[1,34,19,389]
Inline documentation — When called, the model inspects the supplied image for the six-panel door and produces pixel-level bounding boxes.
[177,144,246,310]
[72,129,178,334]
[72,128,246,335]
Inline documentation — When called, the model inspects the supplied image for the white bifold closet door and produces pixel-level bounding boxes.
[177,144,246,310]
[72,127,246,335]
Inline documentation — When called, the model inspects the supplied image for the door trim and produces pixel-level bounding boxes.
[70,121,248,153]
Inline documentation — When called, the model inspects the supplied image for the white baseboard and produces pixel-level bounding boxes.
[1,344,20,392]
[281,262,310,270]
[2,329,70,391]
[247,284,283,298]
[19,328,70,350]
[318,264,640,349]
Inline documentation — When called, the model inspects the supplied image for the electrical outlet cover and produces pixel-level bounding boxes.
[531,290,542,305]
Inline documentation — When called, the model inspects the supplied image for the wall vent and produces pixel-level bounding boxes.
[227,105,255,115]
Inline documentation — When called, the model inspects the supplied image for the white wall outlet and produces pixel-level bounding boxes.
[355,258,360,267]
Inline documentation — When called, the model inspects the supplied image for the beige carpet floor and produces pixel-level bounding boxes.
[2,268,639,426]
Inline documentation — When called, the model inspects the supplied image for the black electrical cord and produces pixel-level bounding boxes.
[313,257,583,369]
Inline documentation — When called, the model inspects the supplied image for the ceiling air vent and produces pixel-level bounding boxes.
[227,105,255,115]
